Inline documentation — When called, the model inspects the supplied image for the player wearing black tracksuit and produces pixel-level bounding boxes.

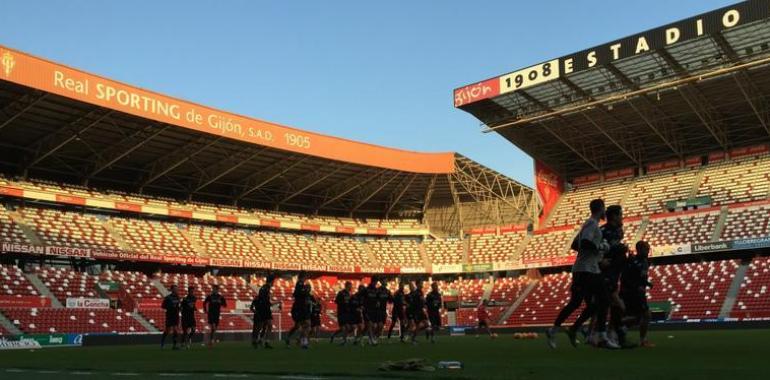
[425,283,443,343]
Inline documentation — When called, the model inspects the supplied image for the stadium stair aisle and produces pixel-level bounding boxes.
[419,242,432,271]
[481,278,494,302]
[496,279,538,324]
[130,311,159,333]
[712,206,730,241]
[6,210,43,246]
[22,272,63,308]
[179,227,207,256]
[102,220,133,250]
[246,234,274,261]
[150,279,169,297]
[687,168,708,199]
[0,310,23,335]
[719,260,750,318]
[362,243,380,266]
[461,238,470,265]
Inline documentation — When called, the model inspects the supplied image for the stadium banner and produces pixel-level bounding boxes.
[535,161,563,226]
[326,265,355,273]
[235,300,252,311]
[19,333,83,347]
[136,299,162,309]
[399,267,426,274]
[492,261,521,272]
[454,0,770,106]
[0,185,430,237]
[242,259,273,269]
[66,297,110,309]
[0,242,45,255]
[462,263,493,273]
[652,244,692,257]
[208,258,243,268]
[550,255,576,267]
[692,236,770,253]
[301,263,328,272]
[0,44,454,174]
[432,264,463,274]
[273,262,303,271]
[97,282,120,292]
[383,267,401,274]
[355,266,385,274]
[0,337,42,350]
[0,296,51,308]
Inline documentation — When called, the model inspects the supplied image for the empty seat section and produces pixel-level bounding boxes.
[520,229,577,262]
[424,238,463,265]
[732,257,770,319]
[254,231,324,266]
[0,208,30,245]
[469,232,524,264]
[647,260,738,320]
[622,167,699,217]
[643,212,719,247]
[37,267,100,303]
[188,225,266,261]
[0,265,39,297]
[20,208,120,249]
[696,155,770,206]
[316,236,370,266]
[547,179,631,227]
[3,308,146,334]
[367,239,422,267]
[721,205,770,240]
[112,219,197,257]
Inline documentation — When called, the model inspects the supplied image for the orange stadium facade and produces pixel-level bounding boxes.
[0,44,454,174]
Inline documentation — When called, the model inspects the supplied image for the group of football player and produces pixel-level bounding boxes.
[328,277,445,346]
[160,284,226,350]
[547,199,654,349]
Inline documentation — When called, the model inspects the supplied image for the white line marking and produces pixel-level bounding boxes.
[213,375,249,378]
[112,373,140,376]
[5,369,26,373]
[158,374,188,377]
[36,370,61,374]
[71,371,93,375]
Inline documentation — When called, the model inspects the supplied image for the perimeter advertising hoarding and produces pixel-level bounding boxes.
[65,297,110,309]
[454,0,770,107]
[0,334,83,350]
[692,236,770,253]
[0,45,454,174]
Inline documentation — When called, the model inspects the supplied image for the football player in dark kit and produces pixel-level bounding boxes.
[621,240,655,347]
[600,205,630,346]
[408,280,428,345]
[160,284,181,350]
[425,282,443,343]
[310,292,322,339]
[180,285,197,349]
[330,281,353,344]
[250,274,277,349]
[351,284,366,345]
[373,277,391,344]
[363,277,379,345]
[203,284,227,348]
[547,199,618,349]
[387,282,407,342]
[285,273,311,349]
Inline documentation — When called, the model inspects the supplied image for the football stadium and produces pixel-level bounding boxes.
[2,1,770,379]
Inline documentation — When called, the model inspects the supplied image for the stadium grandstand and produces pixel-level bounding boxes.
[1,0,770,356]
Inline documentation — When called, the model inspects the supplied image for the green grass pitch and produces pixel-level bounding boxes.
[1,329,768,379]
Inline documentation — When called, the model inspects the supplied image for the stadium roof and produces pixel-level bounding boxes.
[0,43,534,220]
[455,0,770,179]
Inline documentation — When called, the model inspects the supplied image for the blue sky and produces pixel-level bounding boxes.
[0,0,736,187]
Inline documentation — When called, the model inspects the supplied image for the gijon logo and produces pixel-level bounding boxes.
[1,51,15,77]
